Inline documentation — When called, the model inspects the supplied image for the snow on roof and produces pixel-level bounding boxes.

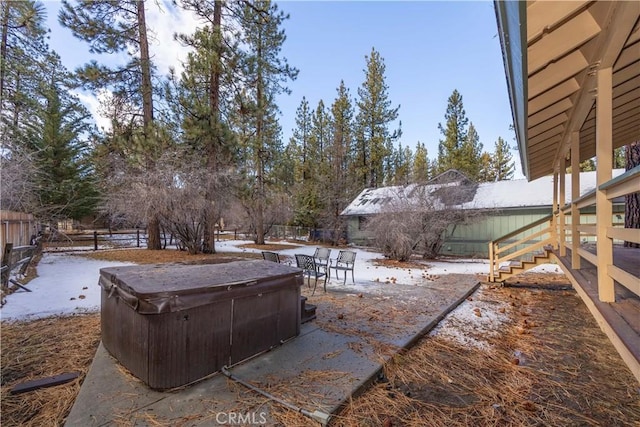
[341,169,624,216]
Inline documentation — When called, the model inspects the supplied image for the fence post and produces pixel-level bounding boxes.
[137,229,140,248]
[94,231,98,251]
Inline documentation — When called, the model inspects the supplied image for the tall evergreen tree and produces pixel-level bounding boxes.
[290,97,312,181]
[235,0,297,244]
[460,122,483,179]
[478,151,495,182]
[355,47,400,189]
[326,81,355,242]
[1,0,48,149]
[389,143,413,185]
[174,0,238,253]
[59,0,162,248]
[435,89,468,175]
[25,53,98,221]
[412,142,430,183]
[492,136,514,180]
[290,96,315,226]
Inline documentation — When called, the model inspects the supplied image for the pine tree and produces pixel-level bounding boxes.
[326,80,355,242]
[460,122,483,179]
[235,0,297,244]
[436,89,468,175]
[290,96,316,227]
[26,53,98,221]
[389,143,413,185]
[478,152,495,182]
[492,136,515,180]
[355,47,401,189]
[1,0,48,149]
[0,3,100,221]
[59,0,161,248]
[290,97,312,181]
[412,142,430,183]
[174,0,238,253]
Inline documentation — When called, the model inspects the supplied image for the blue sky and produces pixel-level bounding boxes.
[43,0,518,174]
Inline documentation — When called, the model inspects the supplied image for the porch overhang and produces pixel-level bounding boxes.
[495,0,639,181]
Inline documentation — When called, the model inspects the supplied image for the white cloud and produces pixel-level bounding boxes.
[146,0,200,77]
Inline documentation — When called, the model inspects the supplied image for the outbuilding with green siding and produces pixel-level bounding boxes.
[341,170,624,258]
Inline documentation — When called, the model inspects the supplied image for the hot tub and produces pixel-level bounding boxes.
[99,260,303,389]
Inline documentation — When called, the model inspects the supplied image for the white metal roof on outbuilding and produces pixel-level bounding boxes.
[341,169,624,216]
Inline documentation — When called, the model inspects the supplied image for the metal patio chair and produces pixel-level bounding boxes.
[313,247,332,278]
[261,251,280,263]
[330,250,357,285]
[295,254,327,295]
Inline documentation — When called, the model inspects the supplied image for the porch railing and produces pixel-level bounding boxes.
[488,215,554,282]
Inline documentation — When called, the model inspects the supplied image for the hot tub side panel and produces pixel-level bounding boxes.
[101,288,150,384]
[147,300,232,389]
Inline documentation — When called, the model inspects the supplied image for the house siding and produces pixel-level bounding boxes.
[345,205,624,258]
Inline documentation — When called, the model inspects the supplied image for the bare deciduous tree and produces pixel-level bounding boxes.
[0,147,39,213]
[101,149,234,254]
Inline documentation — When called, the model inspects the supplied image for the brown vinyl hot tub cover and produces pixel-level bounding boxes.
[99,260,302,314]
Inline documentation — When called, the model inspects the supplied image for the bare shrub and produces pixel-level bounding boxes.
[366,182,484,260]
[101,148,234,254]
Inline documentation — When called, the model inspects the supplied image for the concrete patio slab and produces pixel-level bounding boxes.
[65,275,479,426]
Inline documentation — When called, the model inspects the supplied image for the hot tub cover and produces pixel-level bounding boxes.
[99,260,302,314]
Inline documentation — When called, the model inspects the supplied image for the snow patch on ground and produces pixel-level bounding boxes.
[1,253,134,321]
[430,286,511,350]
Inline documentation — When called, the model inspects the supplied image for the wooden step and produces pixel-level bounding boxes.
[300,296,317,323]
[496,250,552,281]
[302,303,317,323]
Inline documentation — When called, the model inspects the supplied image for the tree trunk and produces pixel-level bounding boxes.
[202,0,223,254]
[0,1,10,104]
[147,213,161,250]
[624,141,639,248]
[137,0,153,127]
[137,0,160,250]
[254,28,265,245]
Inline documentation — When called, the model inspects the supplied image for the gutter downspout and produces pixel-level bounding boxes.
[221,366,331,426]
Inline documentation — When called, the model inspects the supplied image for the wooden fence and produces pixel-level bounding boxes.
[0,211,36,250]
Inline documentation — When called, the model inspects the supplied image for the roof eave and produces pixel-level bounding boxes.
[494,0,529,180]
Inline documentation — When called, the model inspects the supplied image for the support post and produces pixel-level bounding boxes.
[552,172,559,249]
[571,131,581,269]
[596,67,614,302]
[559,160,566,256]
[94,231,98,251]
